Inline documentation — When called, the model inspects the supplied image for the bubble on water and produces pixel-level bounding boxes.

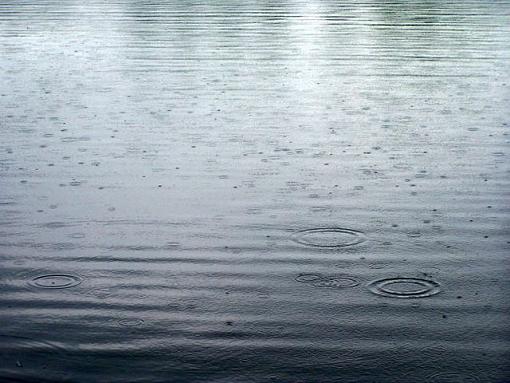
[368,277,440,298]
[291,228,366,248]
[28,274,82,289]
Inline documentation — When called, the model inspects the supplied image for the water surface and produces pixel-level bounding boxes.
[1,0,509,382]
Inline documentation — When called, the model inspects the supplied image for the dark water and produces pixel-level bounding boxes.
[1,0,509,382]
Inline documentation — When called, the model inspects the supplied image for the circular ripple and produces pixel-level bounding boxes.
[311,277,359,289]
[295,273,323,283]
[68,232,86,239]
[82,288,115,299]
[295,273,360,289]
[28,274,82,289]
[292,228,366,248]
[118,318,144,327]
[425,372,481,382]
[368,277,440,298]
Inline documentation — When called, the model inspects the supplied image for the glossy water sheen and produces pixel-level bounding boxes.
[1,1,509,382]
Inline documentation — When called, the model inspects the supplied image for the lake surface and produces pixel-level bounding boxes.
[1,0,509,382]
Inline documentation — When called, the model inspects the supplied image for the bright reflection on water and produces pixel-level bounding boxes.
[1,0,509,382]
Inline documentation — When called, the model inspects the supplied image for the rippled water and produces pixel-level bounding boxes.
[1,0,509,382]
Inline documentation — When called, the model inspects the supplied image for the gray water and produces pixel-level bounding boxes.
[1,1,509,382]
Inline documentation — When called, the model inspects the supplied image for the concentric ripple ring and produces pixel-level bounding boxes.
[28,274,82,289]
[312,277,360,288]
[368,277,441,298]
[291,227,366,248]
[425,372,481,382]
[295,273,323,283]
